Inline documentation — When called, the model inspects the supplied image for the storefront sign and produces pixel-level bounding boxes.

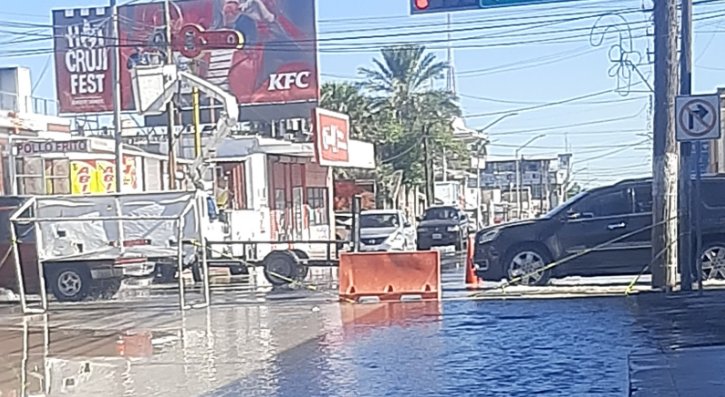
[17,140,89,156]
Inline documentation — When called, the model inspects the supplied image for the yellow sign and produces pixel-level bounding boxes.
[70,160,98,195]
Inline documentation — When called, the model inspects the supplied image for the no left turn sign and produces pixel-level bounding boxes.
[676,94,722,141]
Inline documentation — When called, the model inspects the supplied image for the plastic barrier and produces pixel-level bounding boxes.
[339,251,441,302]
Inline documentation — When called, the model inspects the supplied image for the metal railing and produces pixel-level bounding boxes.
[0,91,58,116]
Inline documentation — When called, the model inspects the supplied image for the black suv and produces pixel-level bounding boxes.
[474,176,725,285]
[417,206,471,251]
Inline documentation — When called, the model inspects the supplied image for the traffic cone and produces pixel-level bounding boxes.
[465,236,480,289]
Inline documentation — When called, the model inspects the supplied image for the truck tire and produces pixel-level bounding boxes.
[191,260,204,283]
[290,249,310,281]
[48,265,91,302]
[263,250,301,286]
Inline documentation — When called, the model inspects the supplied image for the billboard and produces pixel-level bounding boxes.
[52,7,114,114]
[313,108,350,167]
[117,0,318,114]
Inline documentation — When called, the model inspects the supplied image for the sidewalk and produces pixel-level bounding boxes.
[629,290,725,396]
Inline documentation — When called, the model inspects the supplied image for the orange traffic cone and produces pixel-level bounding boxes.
[465,236,480,289]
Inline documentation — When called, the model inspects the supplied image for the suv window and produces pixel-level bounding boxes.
[633,185,653,213]
[574,188,632,218]
[702,180,725,208]
[422,207,460,221]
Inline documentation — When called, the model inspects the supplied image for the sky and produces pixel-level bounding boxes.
[4,0,725,187]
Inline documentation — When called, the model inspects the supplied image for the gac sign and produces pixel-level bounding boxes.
[314,108,350,167]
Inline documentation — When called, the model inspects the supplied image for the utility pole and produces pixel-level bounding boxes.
[651,0,680,290]
[163,0,177,189]
[679,0,694,291]
[423,125,433,205]
[110,0,123,193]
[442,13,455,183]
[515,134,544,219]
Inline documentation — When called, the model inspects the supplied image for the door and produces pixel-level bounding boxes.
[555,186,641,277]
[624,184,654,273]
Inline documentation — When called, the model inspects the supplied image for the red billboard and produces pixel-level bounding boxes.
[117,0,319,112]
[313,108,350,167]
[52,7,114,114]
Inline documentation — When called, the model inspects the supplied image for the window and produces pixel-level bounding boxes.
[633,185,653,213]
[360,213,400,228]
[307,187,328,225]
[575,189,632,218]
[423,207,460,221]
[702,180,725,208]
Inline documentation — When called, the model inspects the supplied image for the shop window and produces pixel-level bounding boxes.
[307,187,328,225]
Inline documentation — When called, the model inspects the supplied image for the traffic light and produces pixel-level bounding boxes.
[410,0,481,14]
[414,0,430,10]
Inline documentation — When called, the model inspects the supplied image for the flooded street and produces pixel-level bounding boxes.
[1,267,724,396]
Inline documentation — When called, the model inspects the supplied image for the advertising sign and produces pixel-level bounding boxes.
[313,108,350,167]
[70,160,97,194]
[122,156,140,191]
[96,160,116,193]
[52,8,114,113]
[117,0,318,113]
[16,140,89,156]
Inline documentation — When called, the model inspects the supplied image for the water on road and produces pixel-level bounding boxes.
[1,266,723,396]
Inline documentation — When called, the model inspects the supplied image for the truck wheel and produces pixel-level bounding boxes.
[263,250,301,286]
[191,260,204,283]
[290,250,310,281]
[49,266,91,302]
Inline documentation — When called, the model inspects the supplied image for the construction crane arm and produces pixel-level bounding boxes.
[134,65,239,187]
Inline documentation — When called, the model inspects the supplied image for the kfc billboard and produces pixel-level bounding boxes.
[117,0,319,114]
[313,108,350,167]
[52,7,114,114]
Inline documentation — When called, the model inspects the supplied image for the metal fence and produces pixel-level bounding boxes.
[0,91,58,116]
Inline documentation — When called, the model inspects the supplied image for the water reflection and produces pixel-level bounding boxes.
[7,289,725,396]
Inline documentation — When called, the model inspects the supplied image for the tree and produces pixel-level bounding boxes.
[320,44,465,203]
[566,182,583,199]
[358,44,465,187]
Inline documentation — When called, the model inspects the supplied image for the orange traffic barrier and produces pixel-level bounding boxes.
[339,251,441,302]
[465,236,480,289]
[116,331,153,358]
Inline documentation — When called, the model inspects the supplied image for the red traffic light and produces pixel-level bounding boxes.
[415,0,430,10]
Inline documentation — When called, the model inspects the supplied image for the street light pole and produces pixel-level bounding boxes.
[473,112,518,227]
[515,134,545,219]
[110,0,123,193]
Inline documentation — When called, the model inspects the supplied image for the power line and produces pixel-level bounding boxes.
[460,93,649,106]
[464,84,645,118]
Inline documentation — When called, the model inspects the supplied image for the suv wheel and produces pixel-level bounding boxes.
[504,245,551,286]
[699,243,725,280]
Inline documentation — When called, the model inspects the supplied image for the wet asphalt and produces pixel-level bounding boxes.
[1,262,725,396]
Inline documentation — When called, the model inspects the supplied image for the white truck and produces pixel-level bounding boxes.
[7,190,229,302]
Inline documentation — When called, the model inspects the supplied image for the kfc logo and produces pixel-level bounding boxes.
[314,108,350,166]
[268,71,311,91]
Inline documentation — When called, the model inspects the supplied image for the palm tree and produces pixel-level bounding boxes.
[359,45,450,127]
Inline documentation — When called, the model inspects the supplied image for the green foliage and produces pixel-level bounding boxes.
[321,44,465,189]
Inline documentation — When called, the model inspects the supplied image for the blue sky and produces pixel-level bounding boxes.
[5,0,725,187]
